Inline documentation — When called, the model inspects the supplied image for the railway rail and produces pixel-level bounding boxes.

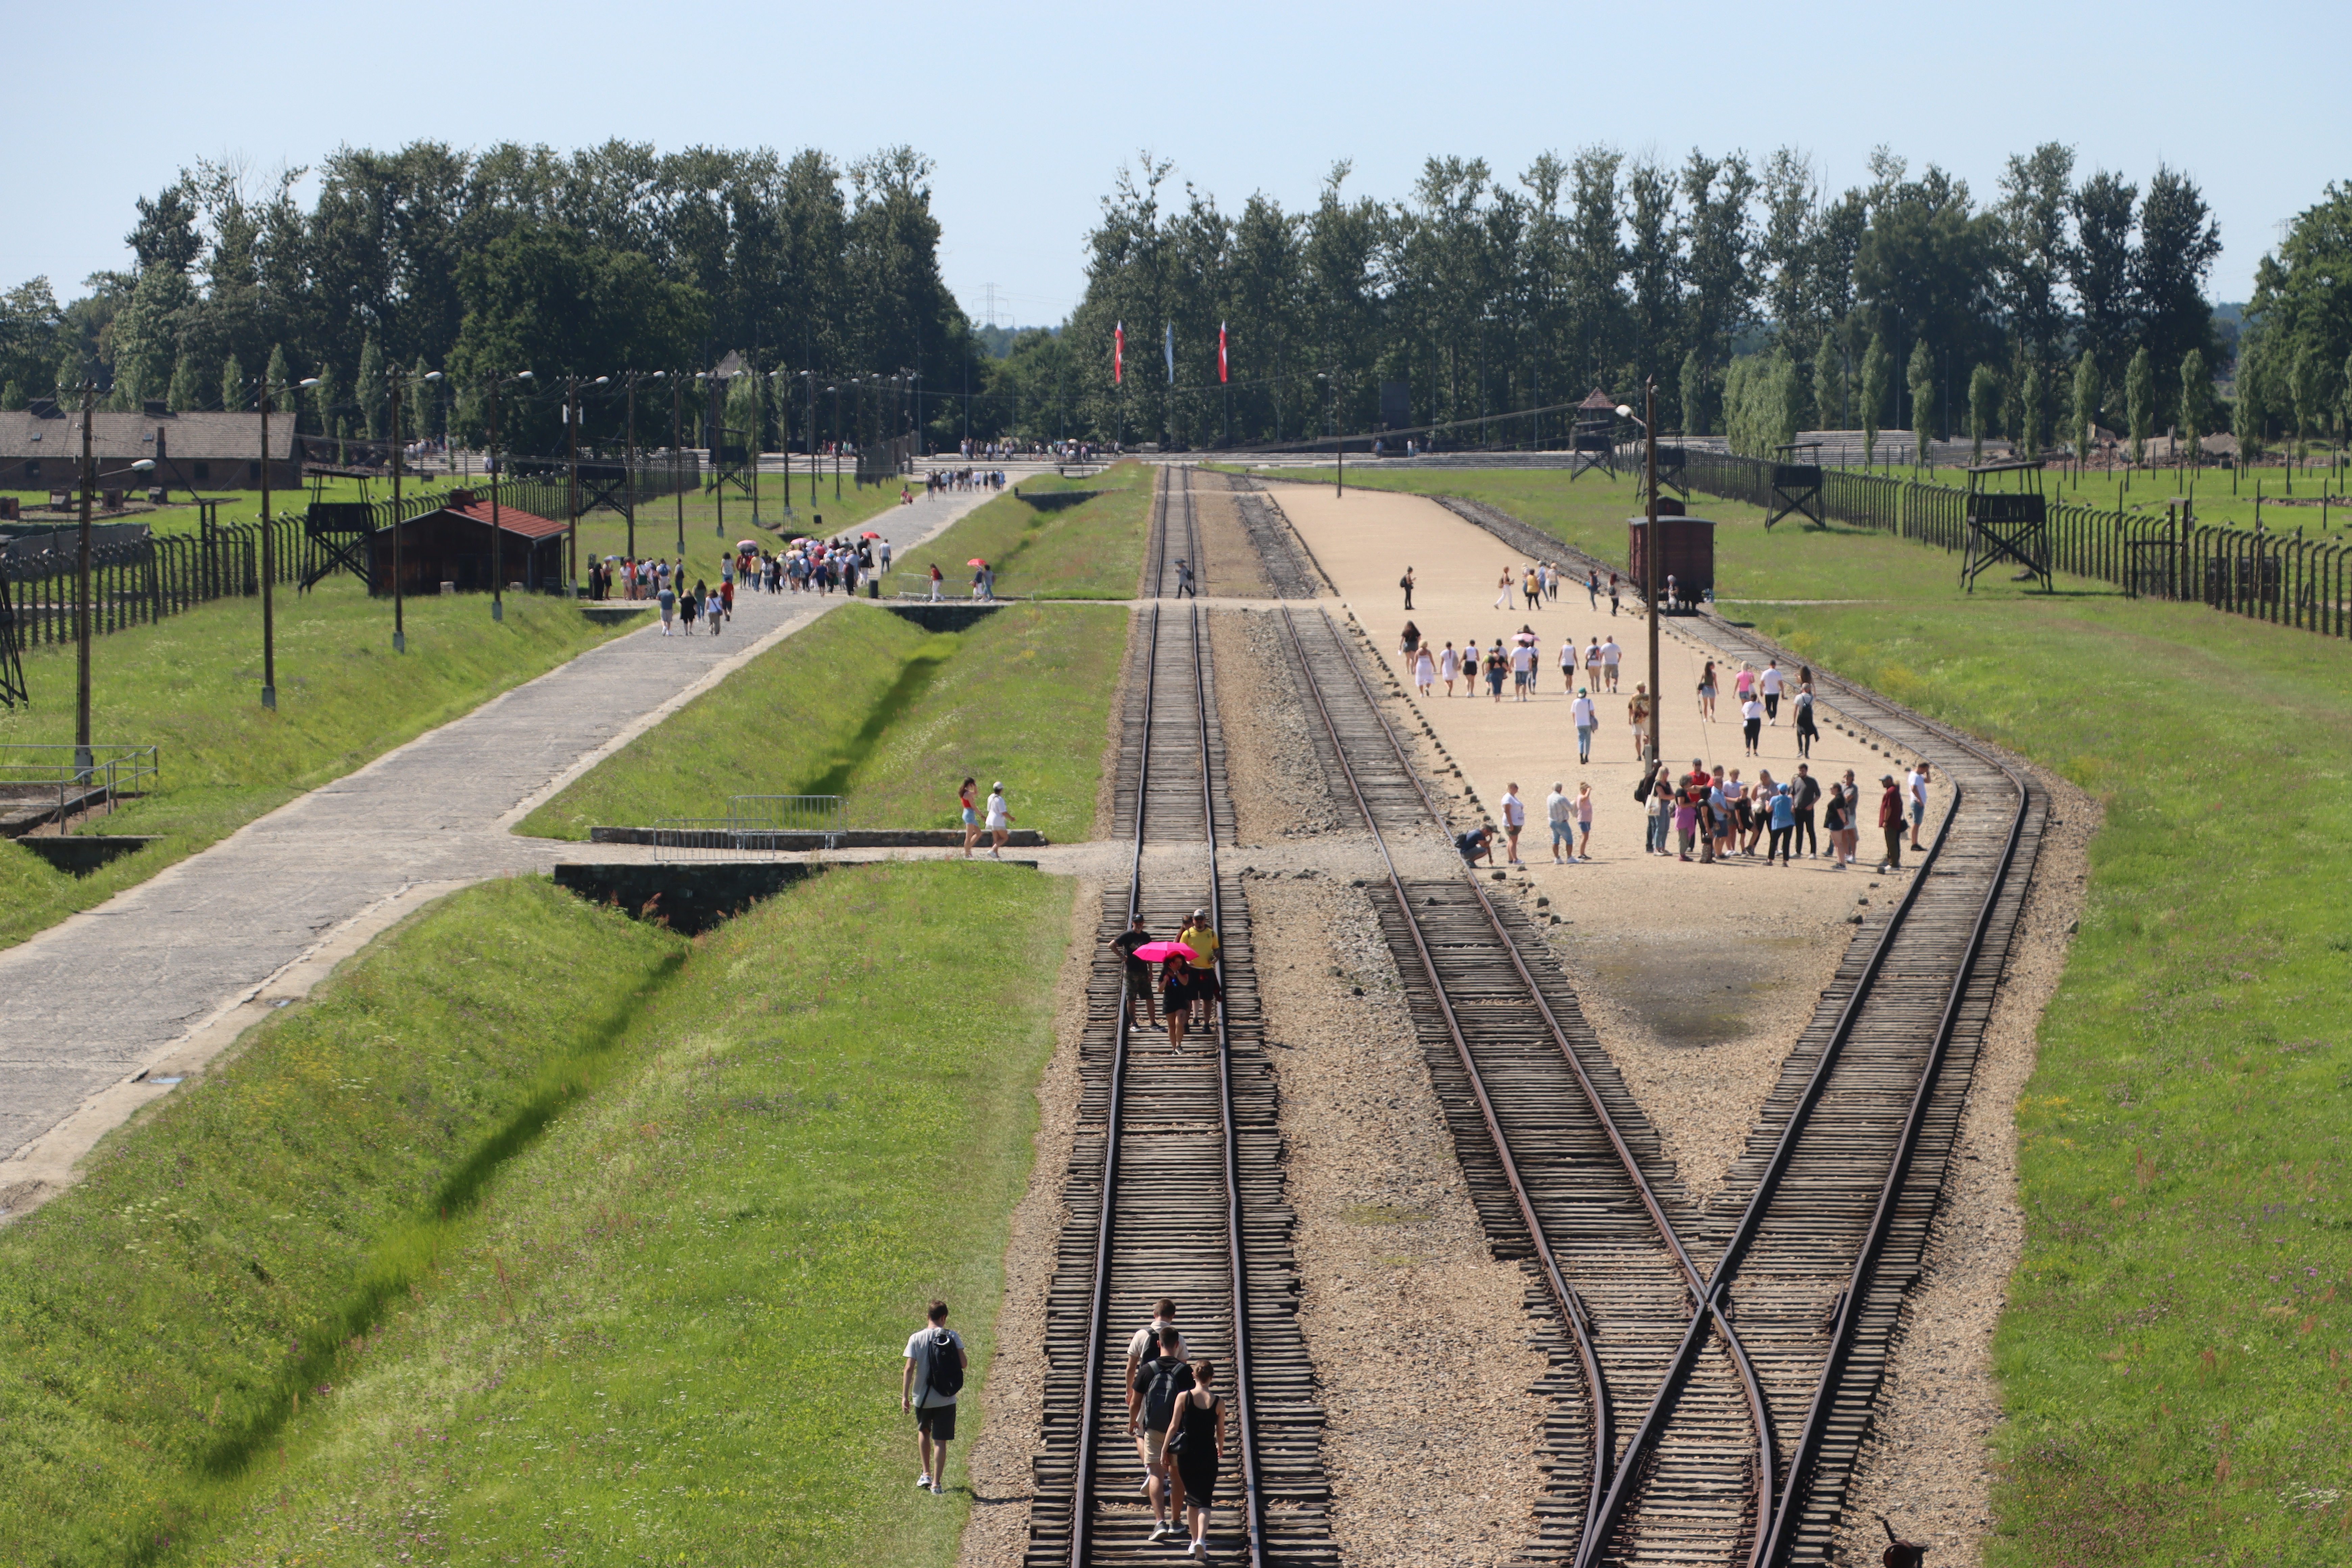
[1027,469,1331,1567]
[1253,485,2045,1565]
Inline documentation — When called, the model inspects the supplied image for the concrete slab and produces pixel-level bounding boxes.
[0,482,1004,1215]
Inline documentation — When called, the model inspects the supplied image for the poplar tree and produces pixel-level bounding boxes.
[2231,339,2264,458]
[167,353,203,412]
[356,335,386,439]
[2178,349,2210,469]
[2020,363,2043,457]
[1679,348,1707,436]
[1861,332,1890,466]
[1906,339,1935,470]
[266,344,292,406]
[1968,364,2000,465]
[1812,332,1842,429]
[310,360,338,441]
[221,352,246,412]
[2072,351,2101,465]
[2126,346,2154,465]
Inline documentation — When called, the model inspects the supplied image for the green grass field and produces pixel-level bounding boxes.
[519,600,1127,843]
[898,461,1153,598]
[0,579,625,949]
[0,861,1073,1567]
[1288,460,2352,1564]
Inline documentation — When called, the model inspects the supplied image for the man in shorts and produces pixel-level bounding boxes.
[1510,638,1537,701]
[1546,782,1574,864]
[1129,1324,1196,1541]
[1599,635,1621,692]
[1108,914,1160,1027]
[1907,761,1932,851]
[1179,909,1221,1031]
[901,1300,968,1495]
[1124,1299,1190,1494]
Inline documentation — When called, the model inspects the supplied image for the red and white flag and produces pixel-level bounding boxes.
[1114,321,1124,385]
[1218,321,1228,384]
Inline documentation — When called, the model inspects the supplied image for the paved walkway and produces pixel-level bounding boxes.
[0,484,1000,1204]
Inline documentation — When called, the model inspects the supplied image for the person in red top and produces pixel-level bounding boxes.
[1876,773,1905,872]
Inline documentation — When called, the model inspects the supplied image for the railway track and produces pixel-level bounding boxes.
[1027,469,1330,1567]
[1253,489,2045,1565]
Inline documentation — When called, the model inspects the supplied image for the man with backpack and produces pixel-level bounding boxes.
[900,1299,968,1495]
[1124,1299,1190,1493]
[1127,1322,1197,1541]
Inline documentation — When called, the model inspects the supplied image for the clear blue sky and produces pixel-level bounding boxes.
[10,0,2342,325]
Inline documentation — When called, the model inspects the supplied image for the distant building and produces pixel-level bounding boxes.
[367,490,569,595]
[0,401,301,492]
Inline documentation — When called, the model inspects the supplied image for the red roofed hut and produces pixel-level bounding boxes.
[367,489,569,595]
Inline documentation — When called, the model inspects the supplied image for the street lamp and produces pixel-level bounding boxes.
[258,372,321,708]
[68,380,156,775]
[1617,388,1662,767]
[483,370,532,622]
[388,367,443,652]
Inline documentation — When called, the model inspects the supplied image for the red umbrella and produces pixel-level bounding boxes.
[1514,631,1539,645]
[1132,940,1197,963]
[861,530,882,539]
[968,558,988,567]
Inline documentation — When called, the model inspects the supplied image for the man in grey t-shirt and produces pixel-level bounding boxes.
[901,1300,969,1495]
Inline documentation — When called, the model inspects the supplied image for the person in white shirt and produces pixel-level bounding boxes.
[1559,637,1578,693]
[1510,640,1537,701]
[902,1300,970,1494]
[1501,783,1527,864]
[1760,662,1785,723]
[1546,782,1574,863]
[1599,637,1622,692]
[1439,642,1462,696]
[1907,762,1931,850]
[985,783,1013,858]
[1570,688,1598,763]
[1741,695,1765,757]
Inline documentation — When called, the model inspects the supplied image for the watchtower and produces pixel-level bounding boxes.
[1569,389,1617,481]
[0,571,26,710]
[303,500,376,591]
[1960,459,2051,593]
[1764,441,1825,530]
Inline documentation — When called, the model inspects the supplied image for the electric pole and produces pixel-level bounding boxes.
[390,370,405,652]
[75,381,94,776]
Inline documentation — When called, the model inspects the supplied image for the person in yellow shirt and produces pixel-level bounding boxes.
[1178,908,1221,1033]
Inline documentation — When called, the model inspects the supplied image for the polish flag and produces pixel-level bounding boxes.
[1114,321,1124,385]
[1218,322,1228,384]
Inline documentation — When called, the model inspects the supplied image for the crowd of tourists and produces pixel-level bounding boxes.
[1397,568,1933,874]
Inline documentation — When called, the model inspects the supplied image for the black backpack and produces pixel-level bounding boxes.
[1141,1356,1190,1429]
[925,1329,964,1401]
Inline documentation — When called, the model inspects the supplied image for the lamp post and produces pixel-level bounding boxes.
[388,366,443,651]
[1617,385,1662,766]
[484,370,532,621]
[831,382,844,503]
[258,370,321,707]
[663,371,684,556]
[70,382,157,776]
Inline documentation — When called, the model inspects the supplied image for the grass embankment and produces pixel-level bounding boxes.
[0,861,1073,1567]
[1297,461,2352,1563]
[900,460,1153,598]
[0,581,624,950]
[520,601,1126,843]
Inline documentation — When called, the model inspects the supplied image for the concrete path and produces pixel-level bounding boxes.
[0,483,1001,1207]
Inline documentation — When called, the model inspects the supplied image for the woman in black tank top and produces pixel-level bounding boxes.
[1170,1358,1226,1559]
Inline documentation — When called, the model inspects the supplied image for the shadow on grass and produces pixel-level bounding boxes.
[186,948,692,1501]
[802,634,962,799]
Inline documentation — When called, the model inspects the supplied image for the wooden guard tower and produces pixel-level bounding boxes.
[1961,458,2051,593]
[1764,441,1825,529]
[1569,389,1617,481]
[0,571,26,710]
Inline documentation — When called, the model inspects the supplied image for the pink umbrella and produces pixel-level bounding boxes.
[1131,940,1197,964]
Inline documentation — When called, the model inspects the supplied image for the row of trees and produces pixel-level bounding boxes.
[0,142,979,456]
[1007,144,2239,453]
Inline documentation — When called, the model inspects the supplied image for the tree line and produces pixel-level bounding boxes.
[0,142,978,457]
[1011,144,2274,460]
